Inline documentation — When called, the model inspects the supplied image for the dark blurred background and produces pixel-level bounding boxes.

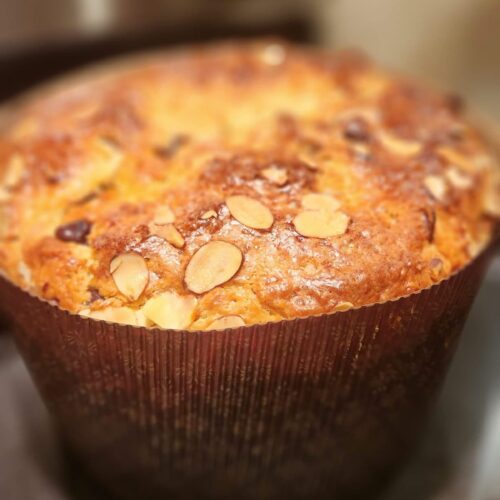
[0,0,314,101]
[1,0,500,118]
[0,1,499,499]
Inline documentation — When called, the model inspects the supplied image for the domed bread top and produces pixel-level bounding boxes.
[0,41,498,330]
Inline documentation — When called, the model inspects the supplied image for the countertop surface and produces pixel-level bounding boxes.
[1,257,499,500]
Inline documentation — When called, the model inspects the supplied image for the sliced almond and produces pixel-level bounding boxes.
[0,188,11,202]
[3,154,24,188]
[468,239,488,259]
[150,223,185,248]
[334,301,354,312]
[185,241,243,294]
[141,291,197,329]
[261,43,286,66]
[473,154,493,171]
[298,154,319,171]
[0,205,9,239]
[485,194,500,218]
[226,195,273,229]
[438,147,474,172]
[302,193,340,212]
[424,175,448,202]
[18,261,33,286]
[207,315,245,330]
[201,210,217,220]
[351,142,371,159]
[293,210,350,238]
[82,306,149,326]
[261,166,288,186]
[94,137,124,178]
[153,205,175,225]
[110,253,149,300]
[440,148,492,174]
[484,169,500,217]
[379,131,422,156]
[164,225,185,248]
[445,168,473,190]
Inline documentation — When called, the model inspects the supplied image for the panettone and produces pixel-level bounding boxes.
[0,41,498,330]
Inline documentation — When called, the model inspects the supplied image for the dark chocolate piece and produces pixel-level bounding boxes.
[55,220,92,244]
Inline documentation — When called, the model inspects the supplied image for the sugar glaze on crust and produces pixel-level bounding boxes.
[0,41,498,329]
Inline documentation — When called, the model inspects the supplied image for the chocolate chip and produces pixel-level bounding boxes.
[445,94,464,114]
[55,219,92,244]
[46,174,65,185]
[154,134,189,159]
[88,287,103,303]
[343,118,370,142]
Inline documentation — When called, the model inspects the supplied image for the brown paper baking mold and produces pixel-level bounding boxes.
[0,235,498,500]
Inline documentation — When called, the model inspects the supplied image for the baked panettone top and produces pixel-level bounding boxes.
[0,41,498,330]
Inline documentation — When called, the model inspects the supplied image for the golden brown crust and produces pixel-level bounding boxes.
[0,41,498,329]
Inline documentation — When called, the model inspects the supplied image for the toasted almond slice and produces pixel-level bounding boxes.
[334,301,354,312]
[261,43,286,66]
[298,154,319,171]
[0,188,11,202]
[445,168,473,189]
[94,136,124,177]
[18,261,33,286]
[3,154,24,188]
[226,195,273,229]
[0,205,9,239]
[207,315,245,330]
[133,309,150,327]
[163,225,185,248]
[484,170,500,217]
[149,222,184,247]
[261,166,288,186]
[150,223,185,248]
[468,238,488,259]
[142,291,197,329]
[201,210,217,220]
[485,194,500,218]
[351,142,371,159]
[438,146,474,172]
[379,131,422,156]
[185,241,243,294]
[473,154,493,171]
[110,253,149,300]
[440,148,492,173]
[301,193,340,212]
[293,210,350,238]
[153,205,175,225]
[424,175,448,202]
[82,306,149,326]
